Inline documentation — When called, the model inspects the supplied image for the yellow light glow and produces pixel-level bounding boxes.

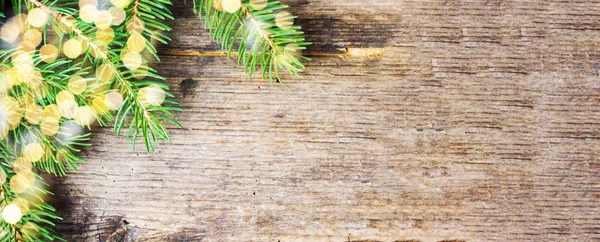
[96,64,114,83]
[40,117,59,136]
[74,106,96,127]
[9,174,30,194]
[42,104,61,120]
[23,28,42,46]
[109,7,126,25]
[126,17,144,33]
[12,51,34,73]
[138,85,165,107]
[126,32,146,52]
[0,17,22,43]
[63,39,83,59]
[2,204,22,224]
[104,92,123,111]
[79,5,98,23]
[123,51,142,70]
[27,8,48,28]
[96,27,114,45]
[68,76,87,95]
[91,96,109,115]
[212,0,224,11]
[23,143,44,162]
[24,104,43,125]
[59,99,78,119]
[222,0,241,13]
[13,158,32,174]
[110,0,132,9]
[275,11,293,30]
[39,44,58,63]
[94,10,113,29]
[250,0,267,10]
[56,90,74,104]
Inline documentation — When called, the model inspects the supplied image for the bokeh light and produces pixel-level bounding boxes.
[222,0,241,13]
[2,204,22,224]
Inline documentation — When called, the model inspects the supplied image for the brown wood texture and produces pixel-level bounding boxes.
[51,0,600,241]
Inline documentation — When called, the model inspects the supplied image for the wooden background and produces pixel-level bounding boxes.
[50,0,600,241]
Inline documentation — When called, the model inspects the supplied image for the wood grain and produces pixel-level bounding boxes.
[52,0,600,241]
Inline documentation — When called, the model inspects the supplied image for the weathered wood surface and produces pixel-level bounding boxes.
[52,0,600,241]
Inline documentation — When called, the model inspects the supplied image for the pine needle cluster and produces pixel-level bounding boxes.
[0,0,307,240]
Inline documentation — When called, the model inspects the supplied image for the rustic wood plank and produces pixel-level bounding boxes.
[50,0,600,241]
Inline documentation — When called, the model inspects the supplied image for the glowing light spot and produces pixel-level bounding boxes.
[80,5,98,23]
[133,65,148,80]
[12,197,29,214]
[56,90,74,104]
[212,0,224,11]
[63,39,83,59]
[74,106,96,127]
[94,10,112,29]
[79,0,97,8]
[91,96,109,115]
[138,85,165,107]
[39,44,58,63]
[222,0,241,13]
[59,100,77,119]
[12,51,34,73]
[58,16,76,32]
[24,104,43,125]
[9,174,30,194]
[68,76,87,95]
[96,64,114,83]
[13,158,32,174]
[110,0,132,9]
[250,0,268,10]
[23,28,42,46]
[42,104,61,120]
[275,11,293,30]
[126,32,145,52]
[1,18,22,43]
[27,8,47,28]
[2,204,22,224]
[96,27,114,45]
[23,143,43,162]
[126,17,144,33]
[109,7,126,25]
[104,92,123,111]
[41,117,59,136]
[123,51,142,70]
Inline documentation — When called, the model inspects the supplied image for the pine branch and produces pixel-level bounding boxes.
[192,0,310,84]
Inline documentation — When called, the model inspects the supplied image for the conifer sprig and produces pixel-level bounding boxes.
[192,0,310,84]
[0,0,308,240]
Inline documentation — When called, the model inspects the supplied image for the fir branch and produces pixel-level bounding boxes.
[192,0,310,84]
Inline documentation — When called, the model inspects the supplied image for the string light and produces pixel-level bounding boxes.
[123,51,142,70]
[2,204,23,224]
[41,117,59,136]
[126,32,145,52]
[94,10,113,29]
[27,8,47,28]
[109,7,126,25]
[104,91,124,111]
[79,5,98,23]
[63,39,83,59]
[39,44,58,63]
[275,11,293,29]
[250,0,268,10]
[68,76,87,95]
[222,0,241,13]
[23,143,44,162]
